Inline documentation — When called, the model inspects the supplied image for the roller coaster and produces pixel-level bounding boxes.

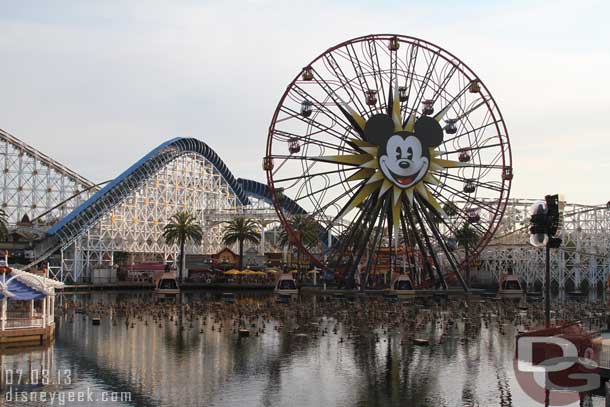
[1,128,609,287]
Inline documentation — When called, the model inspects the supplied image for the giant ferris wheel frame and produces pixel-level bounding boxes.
[265,34,513,289]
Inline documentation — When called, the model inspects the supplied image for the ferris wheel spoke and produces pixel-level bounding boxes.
[443,142,505,156]
[343,198,385,280]
[457,97,492,122]
[326,50,373,110]
[366,205,389,278]
[430,63,459,107]
[443,119,501,145]
[389,41,399,93]
[398,210,419,279]
[291,84,358,134]
[319,179,380,230]
[455,102,495,155]
[292,177,354,203]
[431,80,472,122]
[429,188,494,224]
[345,43,378,116]
[307,71,369,139]
[408,49,440,115]
[329,196,376,266]
[359,197,389,278]
[437,163,504,170]
[433,183,497,214]
[401,203,434,282]
[273,167,358,185]
[438,172,504,193]
[416,196,468,290]
[399,43,420,115]
[278,105,357,144]
[364,39,388,106]
[425,191,489,238]
[272,129,358,155]
[322,54,370,115]
[404,198,446,288]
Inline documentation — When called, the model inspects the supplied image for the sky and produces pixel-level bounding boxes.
[0,0,608,205]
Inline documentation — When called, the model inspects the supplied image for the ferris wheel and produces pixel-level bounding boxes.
[264,34,512,289]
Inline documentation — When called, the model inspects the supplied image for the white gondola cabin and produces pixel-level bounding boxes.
[388,274,416,297]
[274,273,298,297]
[154,270,180,297]
[497,274,524,301]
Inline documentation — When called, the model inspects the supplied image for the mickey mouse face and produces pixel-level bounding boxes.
[364,114,444,189]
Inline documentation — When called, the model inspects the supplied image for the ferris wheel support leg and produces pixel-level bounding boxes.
[399,212,418,282]
[417,196,469,292]
[410,202,447,290]
[362,199,389,292]
[336,197,380,288]
[403,198,441,288]
[347,199,384,289]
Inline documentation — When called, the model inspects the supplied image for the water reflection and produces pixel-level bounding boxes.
[0,291,605,406]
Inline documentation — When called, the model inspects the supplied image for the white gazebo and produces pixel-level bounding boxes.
[0,267,63,345]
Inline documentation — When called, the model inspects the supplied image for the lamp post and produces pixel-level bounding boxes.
[529,194,562,328]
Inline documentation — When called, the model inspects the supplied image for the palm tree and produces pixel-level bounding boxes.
[0,209,8,242]
[163,212,203,282]
[279,215,319,276]
[455,223,480,284]
[221,217,260,270]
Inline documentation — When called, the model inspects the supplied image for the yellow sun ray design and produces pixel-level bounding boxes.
[378,179,393,198]
[321,89,465,229]
[346,168,376,182]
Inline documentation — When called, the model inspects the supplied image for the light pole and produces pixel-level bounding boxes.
[529,194,562,328]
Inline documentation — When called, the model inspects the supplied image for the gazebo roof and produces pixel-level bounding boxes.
[0,268,64,301]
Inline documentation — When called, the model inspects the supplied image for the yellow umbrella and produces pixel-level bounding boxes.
[288,269,298,274]
[251,271,267,276]
[224,269,242,275]
[264,268,279,274]
[241,269,258,275]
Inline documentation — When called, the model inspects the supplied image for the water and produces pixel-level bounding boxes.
[0,291,605,406]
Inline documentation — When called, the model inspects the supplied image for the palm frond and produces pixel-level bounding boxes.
[221,217,260,246]
[163,211,203,246]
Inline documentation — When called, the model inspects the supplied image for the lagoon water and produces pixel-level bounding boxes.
[0,291,604,407]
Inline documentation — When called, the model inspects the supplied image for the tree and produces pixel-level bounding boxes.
[279,215,319,276]
[0,209,8,242]
[455,223,480,284]
[163,212,203,282]
[221,217,260,270]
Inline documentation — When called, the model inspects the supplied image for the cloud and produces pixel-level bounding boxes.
[0,0,608,204]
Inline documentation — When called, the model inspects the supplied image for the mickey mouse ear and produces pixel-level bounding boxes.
[414,116,444,147]
[364,114,394,145]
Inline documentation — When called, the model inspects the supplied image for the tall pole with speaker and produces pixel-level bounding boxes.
[529,194,563,328]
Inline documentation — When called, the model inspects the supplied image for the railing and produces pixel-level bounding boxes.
[4,317,44,329]
[6,311,43,319]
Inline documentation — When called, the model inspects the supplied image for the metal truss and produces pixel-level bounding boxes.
[48,138,248,246]
[0,129,96,225]
[57,152,240,281]
[206,195,285,255]
[472,199,610,290]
